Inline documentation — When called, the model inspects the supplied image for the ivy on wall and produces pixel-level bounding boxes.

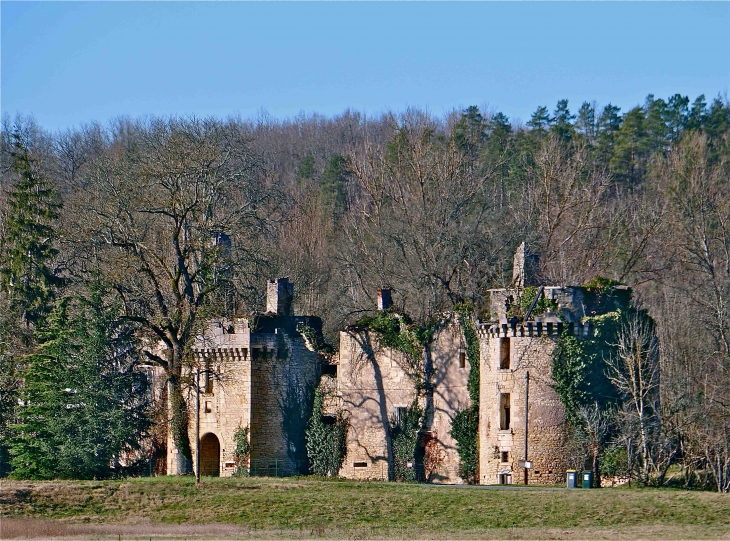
[305,387,347,477]
[450,304,480,484]
[233,425,250,474]
[519,286,558,317]
[390,399,423,482]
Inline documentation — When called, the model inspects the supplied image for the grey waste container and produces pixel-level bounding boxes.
[566,470,578,488]
[582,470,593,488]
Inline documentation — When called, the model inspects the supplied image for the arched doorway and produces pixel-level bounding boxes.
[200,433,220,477]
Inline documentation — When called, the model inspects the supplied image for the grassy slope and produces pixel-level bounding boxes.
[1,476,729,539]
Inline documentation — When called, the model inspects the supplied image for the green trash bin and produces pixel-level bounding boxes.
[581,470,593,489]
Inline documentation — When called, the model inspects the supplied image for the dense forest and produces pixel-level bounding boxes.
[1,94,729,490]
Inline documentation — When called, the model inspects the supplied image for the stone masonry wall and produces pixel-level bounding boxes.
[337,319,470,483]
[179,317,322,477]
[478,329,570,485]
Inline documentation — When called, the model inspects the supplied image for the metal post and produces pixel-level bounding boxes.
[195,368,201,485]
[524,370,529,486]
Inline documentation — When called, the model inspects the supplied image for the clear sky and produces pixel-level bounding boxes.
[3,1,729,132]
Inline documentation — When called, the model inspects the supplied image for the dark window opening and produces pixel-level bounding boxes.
[501,451,509,463]
[394,406,408,426]
[500,338,510,369]
[500,393,511,430]
[204,400,212,413]
[459,351,466,369]
[353,462,367,468]
[321,415,336,426]
[322,364,337,377]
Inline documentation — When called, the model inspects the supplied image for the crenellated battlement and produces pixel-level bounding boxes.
[476,320,591,338]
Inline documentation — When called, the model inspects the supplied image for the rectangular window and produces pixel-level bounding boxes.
[499,338,510,369]
[394,406,408,427]
[204,400,212,413]
[459,351,466,369]
[501,451,509,463]
[353,462,368,468]
[500,393,511,430]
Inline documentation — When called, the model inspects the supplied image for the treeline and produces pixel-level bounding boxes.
[0,94,728,489]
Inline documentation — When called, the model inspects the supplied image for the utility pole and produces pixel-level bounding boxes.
[524,370,529,486]
[195,367,201,485]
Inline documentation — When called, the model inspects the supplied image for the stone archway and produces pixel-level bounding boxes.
[200,433,220,477]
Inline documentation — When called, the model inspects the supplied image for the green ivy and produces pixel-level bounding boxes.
[450,405,479,483]
[233,426,250,474]
[356,310,426,361]
[305,388,347,476]
[297,324,334,355]
[451,304,480,483]
[519,286,558,317]
[552,308,625,426]
[455,305,480,404]
[390,399,423,482]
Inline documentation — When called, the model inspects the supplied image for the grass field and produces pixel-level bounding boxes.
[1,476,729,540]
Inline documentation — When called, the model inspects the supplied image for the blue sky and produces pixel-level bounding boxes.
[3,2,729,132]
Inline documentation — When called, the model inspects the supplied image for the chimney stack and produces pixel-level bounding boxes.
[513,242,540,287]
[267,278,294,316]
[377,289,393,311]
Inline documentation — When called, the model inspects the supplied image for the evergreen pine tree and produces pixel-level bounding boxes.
[575,101,597,141]
[0,132,62,328]
[611,107,650,185]
[9,285,150,479]
[551,99,576,142]
[596,103,622,168]
[527,105,551,137]
[319,154,349,224]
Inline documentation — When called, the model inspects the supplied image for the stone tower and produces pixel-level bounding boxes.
[512,242,540,288]
[267,278,294,316]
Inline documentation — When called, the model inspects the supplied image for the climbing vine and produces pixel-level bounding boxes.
[552,296,626,426]
[356,310,431,361]
[233,425,250,474]
[305,387,348,477]
[297,323,334,355]
[390,399,423,482]
[451,303,480,483]
[519,286,558,317]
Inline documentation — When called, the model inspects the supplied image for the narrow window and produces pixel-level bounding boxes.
[353,462,368,468]
[459,351,466,369]
[499,338,510,369]
[204,400,212,413]
[394,406,408,427]
[501,451,509,463]
[500,393,511,430]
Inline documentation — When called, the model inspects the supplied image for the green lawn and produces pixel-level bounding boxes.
[1,476,729,539]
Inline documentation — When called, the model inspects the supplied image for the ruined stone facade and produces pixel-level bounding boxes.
[167,247,628,485]
[170,278,324,477]
[336,315,471,483]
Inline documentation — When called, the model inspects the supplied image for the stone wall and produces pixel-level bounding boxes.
[337,319,470,483]
[175,316,323,477]
[478,326,570,485]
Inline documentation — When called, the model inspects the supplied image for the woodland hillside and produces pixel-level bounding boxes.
[1,94,729,490]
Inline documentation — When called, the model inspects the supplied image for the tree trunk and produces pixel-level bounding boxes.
[168,371,192,475]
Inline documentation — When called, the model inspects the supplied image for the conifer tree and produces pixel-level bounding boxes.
[9,285,150,479]
[0,132,62,328]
